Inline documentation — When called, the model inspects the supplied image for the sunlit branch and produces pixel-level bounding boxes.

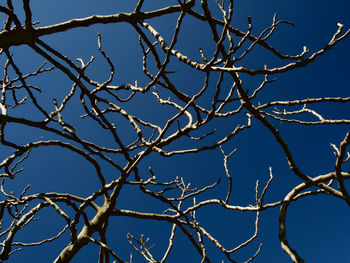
[0,1,348,262]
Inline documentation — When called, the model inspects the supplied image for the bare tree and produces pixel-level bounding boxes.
[0,1,349,262]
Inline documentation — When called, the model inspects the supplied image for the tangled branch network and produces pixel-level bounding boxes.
[0,0,349,262]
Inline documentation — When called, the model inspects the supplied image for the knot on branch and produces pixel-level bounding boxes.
[0,28,36,48]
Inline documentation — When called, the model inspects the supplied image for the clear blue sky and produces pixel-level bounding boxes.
[1,1,350,262]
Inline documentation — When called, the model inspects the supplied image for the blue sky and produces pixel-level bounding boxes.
[1,1,350,262]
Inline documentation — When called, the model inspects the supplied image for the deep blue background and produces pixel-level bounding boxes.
[0,1,349,262]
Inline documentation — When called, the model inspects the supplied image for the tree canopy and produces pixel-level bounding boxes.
[0,1,349,262]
